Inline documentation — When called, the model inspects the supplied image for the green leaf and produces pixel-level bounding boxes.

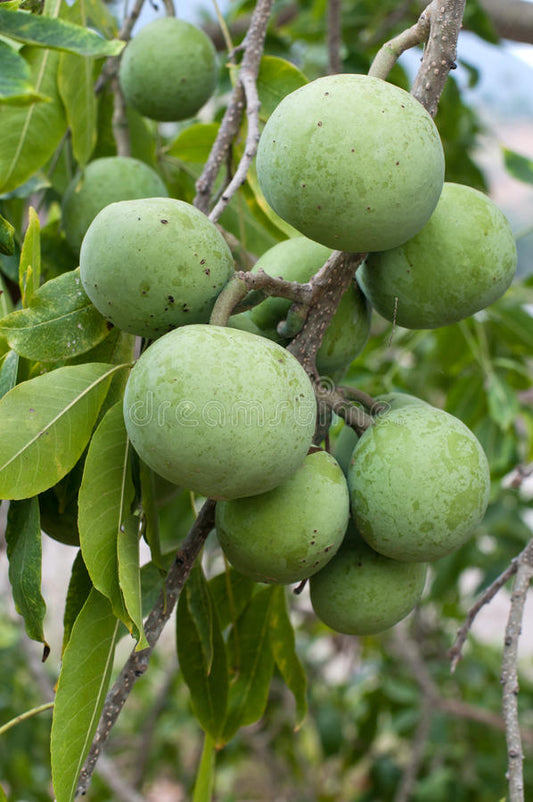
[0,267,111,361]
[0,270,13,315]
[61,549,92,653]
[193,733,216,802]
[51,588,120,802]
[5,496,49,653]
[117,513,149,649]
[269,585,307,729]
[0,7,125,57]
[0,39,48,106]
[0,349,19,398]
[138,462,164,570]
[0,361,122,499]
[503,147,533,186]
[176,569,229,744]
[257,55,307,122]
[19,205,40,305]
[167,123,220,163]
[222,585,275,743]
[0,46,68,195]
[0,211,15,255]
[78,401,134,631]
[208,566,255,631]
[487,372,519,432]
[186,562,215,673]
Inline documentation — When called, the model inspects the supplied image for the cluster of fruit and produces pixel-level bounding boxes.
[68,16,517,636]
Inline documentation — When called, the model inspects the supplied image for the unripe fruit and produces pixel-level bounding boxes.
[216,450,349,584]
[359,182,517,329]
[80,197,234,338]
[256,74,445,252]
[249,237,371,373]
[118,17,218,122]
[348,405,491,562]
[310,523,427,635]
[123,325,317,499]
[61,156,168,252]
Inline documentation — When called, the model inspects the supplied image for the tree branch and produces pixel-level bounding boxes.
[76,498,217,797]
[327,0,342,74]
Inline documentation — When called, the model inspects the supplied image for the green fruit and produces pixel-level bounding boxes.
[216,450,349,584]
[227,311,264,336]
[118,17,218,122]
[359,182,517,329]
[249,237,371,373]
[80,197,234,338]
[256,74,445,253]
[310,523,427,635]
[123,324,317,499]
[348,405,491,562]
[62,156,168,252]
[333,423,359,476]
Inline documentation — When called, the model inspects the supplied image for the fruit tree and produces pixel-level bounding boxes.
[1,1,533,800]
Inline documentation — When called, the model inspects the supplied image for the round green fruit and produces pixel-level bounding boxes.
[216,449,349,584]
[249,237,371,373]
[62,156,168,252]
[123,324,317,499]
[310,523,427,635]
[118,17,218,122]
[359,182,517,329]
[80,197,234,338]
[256,74,445,253]
[348,405,491,562]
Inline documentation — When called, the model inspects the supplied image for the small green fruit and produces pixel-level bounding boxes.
[256,74,444,252]
[348,405,491,562]
[216,450,349,584]
[119,17,218,122]
[80,197,234,338]
[249,237,371,373]
[123,325,317,499]
[359,183,517,328]
[310,523,427,635]
[62,156,168,252]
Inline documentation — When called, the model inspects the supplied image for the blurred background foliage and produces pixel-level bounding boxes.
[1,0,533,799]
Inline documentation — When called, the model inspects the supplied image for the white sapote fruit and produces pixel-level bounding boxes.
[256,74,445,253]
[359,182,517,329]
[118,17,217,122]
[80,197,234,338]
[348,405,491,562]
[62,156,168,252]
[216,449,349,584]
[310,523,427,635]
[123,325,317,499]
[249,237,371,373]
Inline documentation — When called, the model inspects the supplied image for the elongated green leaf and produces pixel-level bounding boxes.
[78,401,134,629]
[0,8,124,57]
[257,55,307,122]
[5,496,49,653]
[58,51,96,166]
[177,573,229,744]
[0,350,19,398]
[117,513,148,649]
[61,549,92,654]
[269,586,307,729]
[0,361,122,499]
[0,211,15,255]
[0,270,13,315]
[0,39,48,106]
[208,567,255,631]
[487,372,519,432]
[19,205,40,305]
[0,267,111,361]
[167,123,220,163]
[186,562,214,673]
[51,588,120,802]
[193,733,216,802]
[139,462,164,570]
[503,147,533,186]
[222,585,275,743]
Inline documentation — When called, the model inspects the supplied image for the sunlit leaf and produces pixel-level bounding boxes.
[503,147,533,186]
[0,39,48,106]
[0,211,16,255]
[269,585,307,729]
[19,205,40,306]
[257,55,307,121]
[167,123,219,163]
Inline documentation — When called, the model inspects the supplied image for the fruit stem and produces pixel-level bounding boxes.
[209,275,249,326]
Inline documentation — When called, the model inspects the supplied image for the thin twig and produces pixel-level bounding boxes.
[327,0,342,74]
[94,0,147,93]
[368,10,430,80]
[111,77,131,157]
[76,499,217,797]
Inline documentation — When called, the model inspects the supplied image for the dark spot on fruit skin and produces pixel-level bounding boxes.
[204,268,211,276]
[164,307,168,312]
[317,205,322,210]
[141,290,147,295]
[182,304,190,312]
[160,219,168,224]
[106,321,114,330]
[317,121,323,127]
[168,295,175,303]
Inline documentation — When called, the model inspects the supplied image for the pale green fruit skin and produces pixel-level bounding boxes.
[359,182,517,329]
[249,237,371,373]
[227,311,264,336]
[348,405,491,562]
[80,198,234,338]
[119,17,217,122]
[123,325,317,499]
[256,74,445,253]
[310,524,427,635]
[216,450,349,584]
[62,156,168,252]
